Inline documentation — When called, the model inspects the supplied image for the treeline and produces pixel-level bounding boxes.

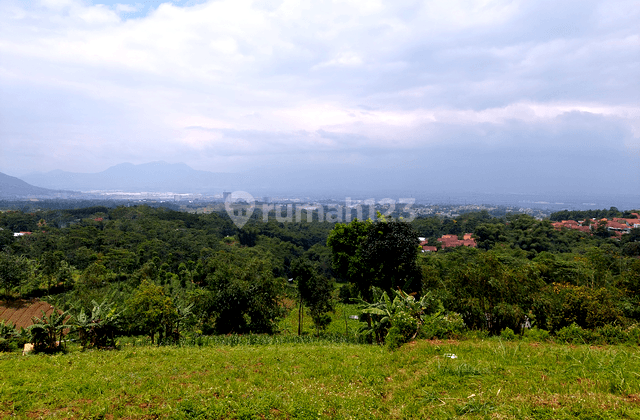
[0,205,640,349]
[549,207,638,222]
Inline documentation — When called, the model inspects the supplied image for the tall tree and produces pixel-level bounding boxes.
[327,218,421,300]
[291,258,334,336]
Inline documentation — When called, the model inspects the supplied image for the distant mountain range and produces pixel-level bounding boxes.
[20,162,245,194]
[4,161,639,210]
[0,172,72,199]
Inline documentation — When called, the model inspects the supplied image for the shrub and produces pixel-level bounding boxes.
[421,312,466,339]
[594,324,628,345]
[523,327,550,342]
[337,282,359,303]
[500,327,516,341]
[0,320,18,352]
[555,322,597,344]
[625,324,640,345]
[385,310,418,350]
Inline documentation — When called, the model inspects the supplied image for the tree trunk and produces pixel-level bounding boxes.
[298,299,303,336]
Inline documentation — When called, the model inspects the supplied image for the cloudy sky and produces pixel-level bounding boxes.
[0,0,639,196]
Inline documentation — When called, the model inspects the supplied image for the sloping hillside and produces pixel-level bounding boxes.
[0,172,57,198]
[0,300,60,329]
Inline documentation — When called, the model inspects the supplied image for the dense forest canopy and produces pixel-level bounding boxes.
[1,204,640,346]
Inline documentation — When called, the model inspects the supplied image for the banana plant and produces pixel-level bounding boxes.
[74,299,121,349]
[29,309,70,353]
[357,288,442,344]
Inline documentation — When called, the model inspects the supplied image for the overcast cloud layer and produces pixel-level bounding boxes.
[0,0,639,196]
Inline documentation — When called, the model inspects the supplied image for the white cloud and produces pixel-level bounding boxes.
[0,0,638,184]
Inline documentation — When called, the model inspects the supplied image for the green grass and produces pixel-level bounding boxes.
[2,339,640,419]
[278,302,362,338]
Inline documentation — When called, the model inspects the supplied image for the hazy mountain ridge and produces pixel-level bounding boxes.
[20,162,244,194]
[0,172,71,198]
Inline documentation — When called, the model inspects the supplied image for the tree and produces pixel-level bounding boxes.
[327,219,369,285]
[39,250,66,291]
[202,248,285,334]
[127,280,177,344]
[360,220,422,297]
[0,252,32,294]
[327,218,421,300]
[474,223,507,250]
[0,229,12,250]
[291,258,334,336]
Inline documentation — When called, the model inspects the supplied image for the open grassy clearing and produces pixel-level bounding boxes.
[2,339,640,419]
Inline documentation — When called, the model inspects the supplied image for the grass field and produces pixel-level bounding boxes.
[2,338,640,419]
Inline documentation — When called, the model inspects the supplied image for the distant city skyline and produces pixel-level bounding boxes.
[0,0,638,197]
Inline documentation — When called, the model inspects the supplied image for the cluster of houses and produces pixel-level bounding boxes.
[419,233,477,252]
[12,231,32,237]
[551,213,640,237]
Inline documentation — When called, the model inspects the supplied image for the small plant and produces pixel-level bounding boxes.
[500,327,516,341]
[455,400,495,415]
[0,320,17,352]
[421,312,466,339]
[594,324,627,345]
[385,310,418,350]
[358,287,453,347]
[523,327,550,342]
[555,322,596,344]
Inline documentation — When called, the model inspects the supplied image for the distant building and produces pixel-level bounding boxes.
[420,233,476,252]
[551,215,640,237]
[222,191,231,201]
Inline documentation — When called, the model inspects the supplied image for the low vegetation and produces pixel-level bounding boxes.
[3,338,640,419]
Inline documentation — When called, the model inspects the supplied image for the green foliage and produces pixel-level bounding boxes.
[127,280,177,344]
[555,323,598,344]
[0,251,32,293]
[523,327,550,342]
[441,250,545,333]
[546,284,624,331]
[357,288,460,348]
[385,310,418,350]
[327,218,421,300]
[201,247,285,334]
[0,320,19,352]
[74,299,122,349]
[500,327,516,340]
[420,312,466,339]
[291,258,334,335]
[361,219,422,296]
[28,309,70,353]
[326,218,370,296]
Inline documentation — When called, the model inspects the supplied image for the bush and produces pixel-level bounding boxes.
[523,327,550,342]
[625,324,640,345]
[594,324,628,345]
[385,310,418,350]
[555,322,597,344]
[0,320,19,353]
[421,312,466,339]
[500,327,516,341]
